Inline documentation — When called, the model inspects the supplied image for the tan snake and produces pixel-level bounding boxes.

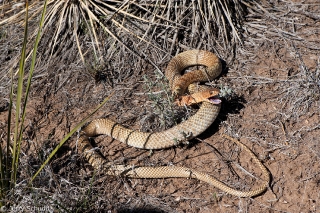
[78,50,270,197]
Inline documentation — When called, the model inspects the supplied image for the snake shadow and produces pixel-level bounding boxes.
[189,94,247,147]
[187,58,246,144]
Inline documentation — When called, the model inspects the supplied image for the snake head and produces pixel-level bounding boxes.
[175,88,221,106]
[206,88,221,105]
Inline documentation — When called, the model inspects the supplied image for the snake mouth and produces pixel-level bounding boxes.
[175,89,221,106]
[205,88,221,105]
[208,96,221,104]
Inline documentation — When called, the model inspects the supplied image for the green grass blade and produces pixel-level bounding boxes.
[29,92,114,184]
[21,0,49,114]
[10,1,29,188]
[16,0,49,182]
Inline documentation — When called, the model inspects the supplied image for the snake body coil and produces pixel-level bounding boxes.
[78,50,269,197]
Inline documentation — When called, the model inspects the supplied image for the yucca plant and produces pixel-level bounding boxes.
[0,0,174,65]
[0,0,248,68]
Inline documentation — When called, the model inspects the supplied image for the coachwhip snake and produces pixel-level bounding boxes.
[78,50,270,197]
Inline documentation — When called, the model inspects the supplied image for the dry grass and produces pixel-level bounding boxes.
[232,0,320,124]
[139,72,195,132]
[0,0,320,212]
[0,0,248,99]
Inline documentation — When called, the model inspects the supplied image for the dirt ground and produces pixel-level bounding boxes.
[0,0,319,212]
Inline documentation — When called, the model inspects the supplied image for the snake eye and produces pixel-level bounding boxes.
[173,87,182,96]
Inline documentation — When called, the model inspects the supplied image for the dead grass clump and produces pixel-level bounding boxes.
[0,0,249,72]
[139,72,192,132]
[279,50,320,119]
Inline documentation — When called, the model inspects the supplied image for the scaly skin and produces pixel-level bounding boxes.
[78,50,270,197]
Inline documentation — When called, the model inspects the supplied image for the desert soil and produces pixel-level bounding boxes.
[0,0,319,212]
